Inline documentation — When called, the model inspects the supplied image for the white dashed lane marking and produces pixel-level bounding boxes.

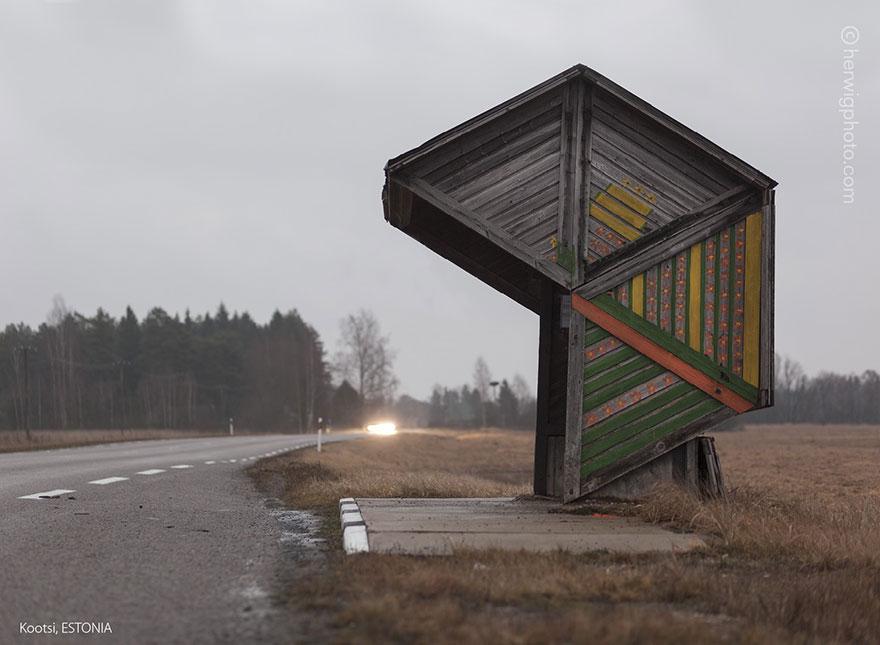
[170,465,193,469]
[19,489,76,500]
[89,477,129,485]
[204,461,215,465]
[136,469,166,475]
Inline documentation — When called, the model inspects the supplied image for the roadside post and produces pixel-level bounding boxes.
[229,417,234,436]
[317,427,322,453]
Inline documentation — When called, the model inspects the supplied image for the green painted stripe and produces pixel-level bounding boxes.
[584,325,610,346]
[581,398,723,477]
[583,364,666,411]
[700,239,706,354]
[585,345,638,376]
[713,232,721,362]
[585,355,654,394]
[727,227,736,369]
[582,388,708,461]
[590,294,759,403]
[582,381,692,442]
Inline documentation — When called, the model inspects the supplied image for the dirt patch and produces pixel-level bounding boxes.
[248,425,880,644]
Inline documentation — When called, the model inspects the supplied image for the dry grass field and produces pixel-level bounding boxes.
[0,429,225,453]
[249,425,880,644]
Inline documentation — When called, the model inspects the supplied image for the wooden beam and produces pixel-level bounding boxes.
[759,190,776,405]
[533,283,555,495]
[563,297,585,502]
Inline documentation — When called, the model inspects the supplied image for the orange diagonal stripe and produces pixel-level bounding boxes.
[572,294,754,414]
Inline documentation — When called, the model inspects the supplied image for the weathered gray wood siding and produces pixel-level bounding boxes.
[586,90,742,264]
[405,91,564,264]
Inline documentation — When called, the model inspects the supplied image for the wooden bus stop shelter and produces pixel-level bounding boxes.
[382,65,776,502]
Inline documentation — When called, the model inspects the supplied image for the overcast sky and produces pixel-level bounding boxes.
[1,0,877,399]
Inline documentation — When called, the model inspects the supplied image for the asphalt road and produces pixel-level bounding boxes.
[0,433,356,644]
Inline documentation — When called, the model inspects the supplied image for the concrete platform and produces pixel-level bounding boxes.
[345,497,705,555]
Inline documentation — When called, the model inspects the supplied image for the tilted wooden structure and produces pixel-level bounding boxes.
[383,65,776,502]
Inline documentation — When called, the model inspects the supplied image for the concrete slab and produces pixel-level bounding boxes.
[351,497,705,555]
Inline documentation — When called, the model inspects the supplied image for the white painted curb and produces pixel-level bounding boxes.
[338,497,369,554]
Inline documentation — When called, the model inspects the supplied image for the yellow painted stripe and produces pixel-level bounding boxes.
[607,184,652,216]
[631,273,644,317]
[596,192,648,230]
[743,212,762,386]
[688,243,702,351]
[589,203,642,241]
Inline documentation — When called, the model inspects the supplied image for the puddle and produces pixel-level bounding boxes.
[269,505,326,559]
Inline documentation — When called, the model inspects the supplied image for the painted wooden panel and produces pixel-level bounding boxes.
[410,92,565,264]
[586,89,741,264]
[597,213,763,388]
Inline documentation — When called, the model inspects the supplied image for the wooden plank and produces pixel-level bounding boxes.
[582,397,723,476]
[387,67,577,172]
[579,405,734,496]
[591,122,717,208]
[571,78,587,285]
[631,273,645,317]
[590,99,736,194]
[595,191,648,229]
[582,388,709,462]
[584,345,638,375]
[556,82,573,265]
[584,379,688,436]
[743,211,762,386]
[450,138,561,202]
[576,192,757,298]
[591,135,704,213]
[589,202,642,241]
[480,173,559,222]
[688,242,702,351]
[563,302,586,501]
[759,194,775,402]
[462,151,560,210]
[581,82,594,270]
[590,292,759,402]
[573,294,757,411]
[393,175,572,285]
[583,364,667,411]
[585,354,655,393]
[581,70,777,189]
[533,284,554,495]
[432,114,561,189]
[584,335,622,361]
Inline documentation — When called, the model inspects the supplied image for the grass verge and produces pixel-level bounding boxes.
[248,426,880,644]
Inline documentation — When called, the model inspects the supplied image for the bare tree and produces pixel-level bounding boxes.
[511,374,533,403]
[473,356,491,427]
[334,310,397,411]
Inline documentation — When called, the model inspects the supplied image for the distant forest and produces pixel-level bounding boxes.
[0,299,877,432]
[0,299,535,432]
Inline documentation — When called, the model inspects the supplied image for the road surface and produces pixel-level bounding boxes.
[0,433,356,643]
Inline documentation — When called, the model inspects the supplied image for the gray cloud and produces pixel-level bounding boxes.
[1,0,877,397]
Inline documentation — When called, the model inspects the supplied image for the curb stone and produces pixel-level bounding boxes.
[338,497,369,554]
